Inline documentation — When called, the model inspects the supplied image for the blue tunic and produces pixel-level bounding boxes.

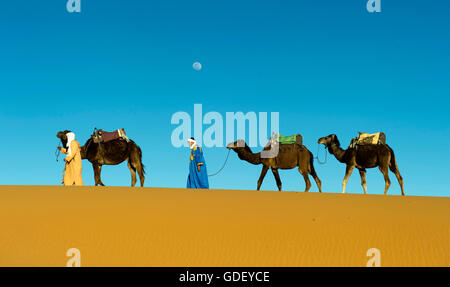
[187,146,209,189]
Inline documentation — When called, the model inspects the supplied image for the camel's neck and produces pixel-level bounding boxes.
[80,145,87,159]
[80,138,95,160]
[328,141,347,163]
[234,146,262,165]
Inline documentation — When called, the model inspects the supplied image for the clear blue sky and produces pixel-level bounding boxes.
[0,1,449,196]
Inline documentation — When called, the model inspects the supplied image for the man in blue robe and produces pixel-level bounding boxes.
[187,137,209,189]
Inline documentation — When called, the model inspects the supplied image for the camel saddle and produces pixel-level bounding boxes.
[92,128,130,144]
[350,132,386,148]
[277,133,303,145]
[263,133,303,161]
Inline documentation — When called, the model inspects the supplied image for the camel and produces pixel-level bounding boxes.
[57,130,146,187]
[317,134,404,195]
[227,140,321,192]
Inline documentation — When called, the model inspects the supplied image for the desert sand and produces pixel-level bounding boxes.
[0,185,448,267]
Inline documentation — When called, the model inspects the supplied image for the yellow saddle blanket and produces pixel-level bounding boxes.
[350,132,386,148]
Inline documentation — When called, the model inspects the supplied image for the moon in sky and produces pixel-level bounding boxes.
[192,61,202,71]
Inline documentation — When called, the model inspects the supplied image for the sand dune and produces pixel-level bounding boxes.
[0,185,448,267]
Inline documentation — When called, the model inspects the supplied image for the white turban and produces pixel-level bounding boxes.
[187,138,197,150]
[66,132,76,156]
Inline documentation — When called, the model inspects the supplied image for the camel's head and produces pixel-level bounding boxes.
[56,130,71,148]
[318,134,338,147]
[226,140,247,150]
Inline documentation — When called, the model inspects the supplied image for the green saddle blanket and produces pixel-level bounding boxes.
[278,134,303,145]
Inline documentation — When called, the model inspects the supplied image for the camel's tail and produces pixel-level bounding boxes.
[387,144,405,195]
[138,145,146,175]
[308,150,318,177]
[129,140,145,175]
[387,145,399,173]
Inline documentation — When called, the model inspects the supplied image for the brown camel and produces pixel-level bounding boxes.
[227,140,322,192]
[57,130,146,187]
[317,134,404,195]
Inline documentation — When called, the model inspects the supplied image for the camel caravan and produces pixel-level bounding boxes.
[56,129,404,196]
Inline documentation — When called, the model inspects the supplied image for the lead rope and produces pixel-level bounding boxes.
[314,144,327,164]
[208,149,231,177]
[55,142,61,162]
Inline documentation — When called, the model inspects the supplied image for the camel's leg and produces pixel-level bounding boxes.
[136,163,145,187]
[127,161,137,187]
[389,165,404,196]
[97,164,105,186]
[359,168,367,195]
[257,165,269,191]
[379,165,391,195]
[309,168,322,193]
[93,163,105,186]
[342,165,355,193]
[93,163,100,186]
[299,169,312,192]
[134,161,145,187]
[129,148,146,187]
[271,168,282,191]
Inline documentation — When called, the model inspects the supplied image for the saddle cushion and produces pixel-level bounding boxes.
[100,130,120,143]
[278,134,303,145]
[93,129,129,143]
[350,132,386,148]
